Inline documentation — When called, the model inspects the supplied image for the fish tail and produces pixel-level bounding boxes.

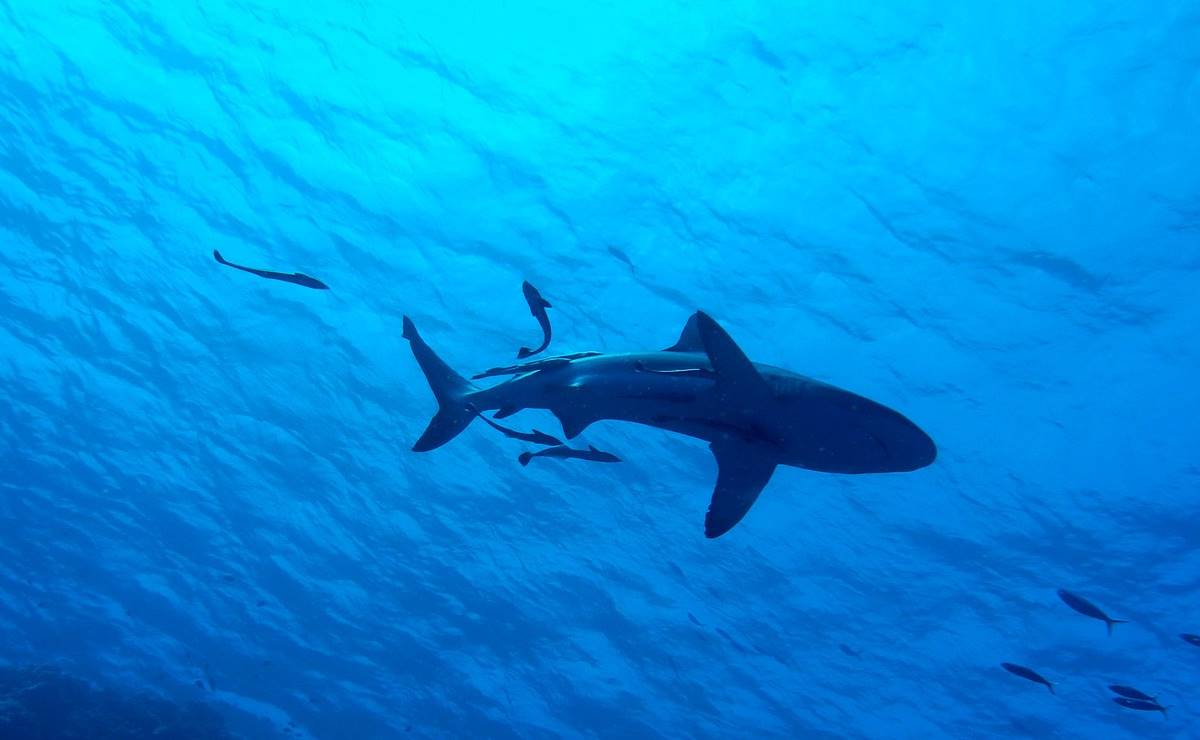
[518,452,532,467]
[1107,619,1128,636]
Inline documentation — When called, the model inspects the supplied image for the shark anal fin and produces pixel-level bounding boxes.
[694,311,772,404]
[663,313,704,352]
[704,438,777,538]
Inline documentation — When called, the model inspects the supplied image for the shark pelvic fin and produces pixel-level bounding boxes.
[704,437,777,538]
[553,408,596,439]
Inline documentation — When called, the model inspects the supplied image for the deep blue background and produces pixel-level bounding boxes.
[2,1,1198,737]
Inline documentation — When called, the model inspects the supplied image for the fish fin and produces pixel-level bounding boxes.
[213,249,228,265]
[517,347,535,359]
[403,316,480,452]
[663,313,704,352]
[1048,682,1056,695]
[541,298,552,308]
[704,438,777,538]
[531,431,563,446]
[693,312,772,405]
[518,452,532,466]
[553,408,596,439]
[494,407,519,419]
[1107,619,1128,636]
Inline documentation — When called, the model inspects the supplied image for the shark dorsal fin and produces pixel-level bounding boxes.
[663,314,704,352]
[693,311,772,402]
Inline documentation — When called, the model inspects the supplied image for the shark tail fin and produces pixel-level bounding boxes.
[213,249,229,265]
[1107,619,1128,636]
[403,316,479,452]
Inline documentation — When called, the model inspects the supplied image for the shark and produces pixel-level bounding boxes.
[402,310,936,538]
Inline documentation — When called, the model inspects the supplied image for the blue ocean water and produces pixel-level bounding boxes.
[1,0,1198,737]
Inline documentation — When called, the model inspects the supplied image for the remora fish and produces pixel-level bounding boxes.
[517,281,553,358]
[402,310,936,538]
[213,250,329,289]
[471,408,562,447]
[518,445,621,466]
[1057,589,1127,635]
[1001,663,1056,694]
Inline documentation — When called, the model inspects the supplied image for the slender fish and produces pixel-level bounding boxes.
[1000,663,1055,694]
[213,250,329,289]
[476,413,563,447]
[1108,685,1156,703]
[518,445,621,467]
[1057,589,1127,635]
[516,281,553,358]
[1113,697,1167,717]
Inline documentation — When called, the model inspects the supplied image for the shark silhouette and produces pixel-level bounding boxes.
[403,311,936,538]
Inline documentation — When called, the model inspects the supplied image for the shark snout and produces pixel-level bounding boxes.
[867,411,937,472]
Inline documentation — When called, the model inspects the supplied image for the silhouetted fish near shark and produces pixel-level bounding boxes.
[476,412,562,447]
[1001,663,1055,694]
[517,281,552,358]
[1109,685,1157,703]
[213,250,329,289]
[518,445,621,467]
[1057,589,1127,635]
[1180,633,1200,647]
[1113,697,1168,717]
[402,310,936,538]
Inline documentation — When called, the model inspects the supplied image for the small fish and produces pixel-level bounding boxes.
[1057,589,1127,635]
[518,445,621,466]
[477,413,562,447]
[687,612,702,626]
[1001,663,1055,694]
[839,643,860,658]
[607,246,636,273]
[1109,685,1156,702]
[714,627,746,652]
[1113,697,1167,717]
[516,281,553,358]
[213,249,329,290]
[1180,633,1200,647]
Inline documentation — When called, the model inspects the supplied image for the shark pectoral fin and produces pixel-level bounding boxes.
[694,311,772,404]
[704,439,777,538]
[663,313,704,352]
